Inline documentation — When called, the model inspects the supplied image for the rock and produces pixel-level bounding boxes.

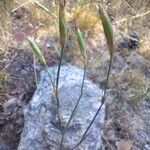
[3,98,18,115]
[117,32,139,51]
[2,122,15,133]
[144,144,150,150]
[0,113,6,125]
[0,139,11,150]
[128,32,139,49]
[18,65,105,150]
[0,104,4,112]
[105,130,118,141]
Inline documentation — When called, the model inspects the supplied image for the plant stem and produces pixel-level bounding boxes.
[45,67,55,90]
[66,63,86,128]
[71,57,113,150]
[55,45,66,150]
[33,54,38,87]
[60,62,87,149]
[56,46,64,107]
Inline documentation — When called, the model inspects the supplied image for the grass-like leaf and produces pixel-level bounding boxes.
[27,37,47,67]
[71,6,114,149]
[76,27,87,60]
[99,5,114,58]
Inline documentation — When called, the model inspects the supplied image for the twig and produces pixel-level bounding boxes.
[56,43,66,150]
[122,0,136,13]
[11,0,32,12]
[114,10,150,24]
[102,135,114,150]
[45,67,56,90]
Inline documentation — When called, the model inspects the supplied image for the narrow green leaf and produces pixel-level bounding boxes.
[76,27,87,60]
[99,5,114,58]
[27,37,47,67]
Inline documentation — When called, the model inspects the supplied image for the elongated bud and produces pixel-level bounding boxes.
[99,5,114,58]
[59,0,67,50]
[76,27,87,61]
[28,37,47,67]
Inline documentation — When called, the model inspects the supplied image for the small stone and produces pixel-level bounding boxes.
[15,118,24,126]
[17,108,23,116]
[3,123,14,133]
[144,144,150,150]
[17,100,23,107]
[10,112,18,123]
[14,123,23,134]
[0,113,5,125]
[106,130,118,141]
[0,139,11,150]
[0,104,4,112]
[3,98,18,115]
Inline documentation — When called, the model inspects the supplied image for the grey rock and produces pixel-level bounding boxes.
[117,32,139,51]
[0,104,4,112]
[144,144,150,150]
[18,65,105,150]
[2,122,14,133]
[3,98,18,115]
[0,113,6,125]
[0,139,11,150]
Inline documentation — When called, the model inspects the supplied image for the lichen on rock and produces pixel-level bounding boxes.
[18,65,105,150]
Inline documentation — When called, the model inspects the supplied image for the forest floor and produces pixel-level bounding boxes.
[0,0,150,149]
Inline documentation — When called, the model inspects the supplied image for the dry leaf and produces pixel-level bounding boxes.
[116,139,133,150]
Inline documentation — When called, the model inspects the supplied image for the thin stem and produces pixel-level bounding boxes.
[71,57,113,150]
[103,57,112,98]
[33,54,38,87]
[66,63,86,128]
[45,67,55,91]
[56,47,64,129]
[45,67,63,147]
[56,46,64,107]
[55,43,66,150]
[60,62,87,148]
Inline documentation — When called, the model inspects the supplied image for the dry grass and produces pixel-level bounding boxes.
[103,0,149,61]
[123,69,147,89]
[71,4,100,31]
[1,0,149,47]
[110,68,149,106]
[0,0,12,52]
[0,0,149,85]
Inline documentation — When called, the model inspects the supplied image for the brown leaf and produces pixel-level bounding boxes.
[116,139,133,150]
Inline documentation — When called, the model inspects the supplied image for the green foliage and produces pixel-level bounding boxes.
[76,28,87,60]
[27,38,47,67]
[99,5,114,58]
